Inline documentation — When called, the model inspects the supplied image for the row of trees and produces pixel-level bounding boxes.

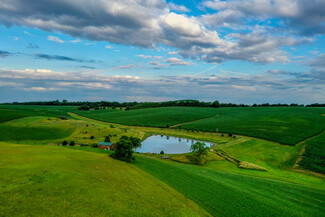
[3,99,324,108]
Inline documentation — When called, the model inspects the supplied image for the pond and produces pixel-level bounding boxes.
[137,135,214,154]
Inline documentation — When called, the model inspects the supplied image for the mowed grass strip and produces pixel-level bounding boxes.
[180,107,325,145]
[134,156,325,217]
[0,142,209,217]
[74,107,218,127]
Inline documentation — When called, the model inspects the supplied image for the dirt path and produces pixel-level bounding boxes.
[170,114,219,128]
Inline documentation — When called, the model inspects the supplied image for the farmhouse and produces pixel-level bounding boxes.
[98,142,116,150]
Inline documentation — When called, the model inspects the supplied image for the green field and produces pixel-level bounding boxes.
[0,142,209,217]
[180,107,325,145]
[298,132,325,174]
[0,105,324,216]
[74,107,218,127]
[134,156,325,217]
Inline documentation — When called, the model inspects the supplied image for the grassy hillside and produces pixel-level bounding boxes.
[298,132,325,174]
[134,156,325,217]
[180,107,325,145]
[0,142,209,217]
[0,105,77,123]
[74,107,218,127]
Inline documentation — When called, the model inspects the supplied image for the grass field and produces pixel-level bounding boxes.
[298,132,325,174]
[179,107,325,145]
[73,107,218,127]
[134,156,325,217]
[1,105,324,145]
[0,142,209,217]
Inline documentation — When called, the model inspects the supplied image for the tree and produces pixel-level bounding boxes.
[211,100,220,108]
[90,136,95,139]
[69,141,75,146]
[190,142,208,164]
[130,136,141,152]
[111,136,142,162]
[160,150,164,154]
[78,104,90,111]
[62,140,68,146]
[104,135,111,142]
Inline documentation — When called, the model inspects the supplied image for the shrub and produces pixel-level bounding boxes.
[91,144,98,148]
[90,136,95,139]
[58,115,68,120]
[160,150,164,155]
[69,141,75,146]
[166,124,170,128]
[62,140,68,146]
[228,133,233,137]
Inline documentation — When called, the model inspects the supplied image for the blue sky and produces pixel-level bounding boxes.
[0,0,324,103]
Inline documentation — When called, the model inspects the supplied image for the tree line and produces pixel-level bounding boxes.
[1,99,324,110]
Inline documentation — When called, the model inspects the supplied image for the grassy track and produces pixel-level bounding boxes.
[134,156,325,217]
[180,107,325,145]
[0,142,209,217]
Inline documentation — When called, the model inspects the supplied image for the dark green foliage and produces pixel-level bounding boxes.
[78,105,90,111]
[58,116,68,120]
[110,136,135,162]
[190,142,208,164]
[166,124,169,128]
[91,144,98,148]
[104,136,111,142]
[228,133,233,137]
[90,136,94,139]
[160,150,164,154]
[69,141,75,146]
[62,140,68,146]
[299,132,325,174]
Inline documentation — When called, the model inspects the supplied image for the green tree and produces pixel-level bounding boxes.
[110,136,135,162]
[190,142,208,164]
[62,140,68,146]
[104,135,111,142]
[212,100,220,108]
[69,141,75,146]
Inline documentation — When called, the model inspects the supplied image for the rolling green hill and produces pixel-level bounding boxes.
[0,142,209,217]
[134,156,325,217]
[74,106,218,127]
[179,107,325,145]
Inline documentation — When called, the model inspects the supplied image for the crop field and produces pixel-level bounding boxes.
[0,142,209,217]
[298,132,325,174]
[134,156,325,217]
[74,107,218,127]
[179,107,325,145]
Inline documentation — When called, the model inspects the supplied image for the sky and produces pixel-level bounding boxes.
[0,0,324,104]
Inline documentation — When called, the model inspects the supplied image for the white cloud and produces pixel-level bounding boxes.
[164,57,192,65]
[105,45,113,49]
[168,2,190,12]
[136,54,152,59]
[47,35,64,43]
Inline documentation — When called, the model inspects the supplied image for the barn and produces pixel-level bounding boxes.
[98,142,116,150]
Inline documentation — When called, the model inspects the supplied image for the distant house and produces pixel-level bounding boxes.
[98,142,116,150]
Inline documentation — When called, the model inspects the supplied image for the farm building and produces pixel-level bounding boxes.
[98,142,116,150]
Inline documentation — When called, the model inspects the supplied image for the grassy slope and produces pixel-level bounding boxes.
[298,132,325,174]
[74,107,218,127]
[134,156,325,217]
[0,142,209,217]
[180,107,325,145]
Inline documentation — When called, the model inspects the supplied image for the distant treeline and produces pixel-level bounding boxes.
[2,100,324,110]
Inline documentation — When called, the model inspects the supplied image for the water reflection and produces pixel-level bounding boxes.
[137,135,213,154]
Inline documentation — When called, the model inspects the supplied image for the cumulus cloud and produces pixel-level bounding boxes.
[47,35,64,43]
[203,0,325,35]
[0,68,323,103]
[164,57,192,65]
[0,0,310,64]
[168,2,190,12]
[309,54,325,69]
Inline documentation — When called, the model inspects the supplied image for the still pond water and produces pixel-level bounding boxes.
[137,135,214,154]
